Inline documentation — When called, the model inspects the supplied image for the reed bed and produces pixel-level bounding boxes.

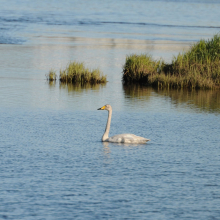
[59,61,106,84]
[122,34,220,89]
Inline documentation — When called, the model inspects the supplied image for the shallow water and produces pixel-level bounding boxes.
[1,0,220,219]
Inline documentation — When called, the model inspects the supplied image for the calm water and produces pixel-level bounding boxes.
[1,0,220,219]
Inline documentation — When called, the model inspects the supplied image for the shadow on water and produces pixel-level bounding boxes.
[156,88,220,114]
[123,83,220,114]
[123,83,152,101]
[60,82,106,92]
[48,80,56,88]
[54,82,106,94]
[102,141,147,148]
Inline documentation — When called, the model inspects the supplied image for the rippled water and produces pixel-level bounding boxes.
[1,0,220,219]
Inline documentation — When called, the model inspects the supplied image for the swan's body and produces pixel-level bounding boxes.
[98,104,150,144]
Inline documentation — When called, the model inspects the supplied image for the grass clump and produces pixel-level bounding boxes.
[59,61,106,84]
[122,54,162,83]
[46,69,57,81]
[123,34,220,89]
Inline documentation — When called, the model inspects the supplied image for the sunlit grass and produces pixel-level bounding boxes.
[122,34,220,89]
[59,61,107,84]
[122,54,162,83]
[46,69,57,81]
[46,61,107,85]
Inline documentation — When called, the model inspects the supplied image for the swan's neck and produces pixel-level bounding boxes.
[102,109,112,141]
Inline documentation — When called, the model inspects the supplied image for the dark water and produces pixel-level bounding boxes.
[1,0,220,219]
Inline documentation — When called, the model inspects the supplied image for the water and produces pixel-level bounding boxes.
[1,0,220,219]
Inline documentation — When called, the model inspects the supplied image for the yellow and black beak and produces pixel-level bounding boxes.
[97,105,106,110]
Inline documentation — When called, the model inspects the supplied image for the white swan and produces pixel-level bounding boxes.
[97,104,150,144]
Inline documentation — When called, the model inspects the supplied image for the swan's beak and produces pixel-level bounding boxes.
[97,106,105,110]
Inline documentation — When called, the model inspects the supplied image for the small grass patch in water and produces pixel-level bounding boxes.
[123,34,220,89]
[46,69,57,81]
[59,61,107,84]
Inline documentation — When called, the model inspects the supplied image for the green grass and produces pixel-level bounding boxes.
[122,34,220,89]
[46,69,57,81]
[122,54,161,83]
[59,61,107,84]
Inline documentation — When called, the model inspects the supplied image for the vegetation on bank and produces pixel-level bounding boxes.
[47,61,106,84]
[123,34,220,89]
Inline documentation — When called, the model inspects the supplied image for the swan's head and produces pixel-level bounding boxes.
[97,104,112,111]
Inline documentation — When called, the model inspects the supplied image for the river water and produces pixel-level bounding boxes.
[1,0,220,219]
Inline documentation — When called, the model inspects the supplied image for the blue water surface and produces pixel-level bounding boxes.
[0,0,220,219]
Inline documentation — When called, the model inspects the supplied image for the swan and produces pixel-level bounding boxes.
[97,104,150,144]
